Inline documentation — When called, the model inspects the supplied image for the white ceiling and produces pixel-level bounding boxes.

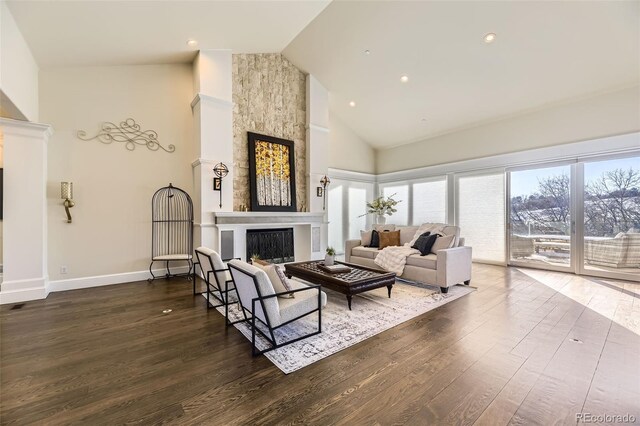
[5,0,331,67]
[284,1,640,148]
[6,1,639,149]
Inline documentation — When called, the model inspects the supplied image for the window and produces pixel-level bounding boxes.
[457,172,505,263]
[383,185,409,225]
[348,187,367,240]
[327,185,343,253]
[412,179,446,224]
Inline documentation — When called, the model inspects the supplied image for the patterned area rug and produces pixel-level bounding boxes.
[212,281,474,374]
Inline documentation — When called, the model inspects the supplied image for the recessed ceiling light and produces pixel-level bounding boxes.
[364,50,371,55]
[484,33,496,43]
[400,75,409,83]
[187,39,198,47]
[349,101,356,107]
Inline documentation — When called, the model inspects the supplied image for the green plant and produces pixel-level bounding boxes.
[325,247,336,256]
[359,193,401,217]
[250,253,261,261]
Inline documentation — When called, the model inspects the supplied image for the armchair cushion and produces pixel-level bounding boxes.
[277,279,327,324]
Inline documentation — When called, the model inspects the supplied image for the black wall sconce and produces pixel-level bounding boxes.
[320,175,331,210]
[213,162,229,208]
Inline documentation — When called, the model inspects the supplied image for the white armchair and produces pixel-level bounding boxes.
[227,260,327,356]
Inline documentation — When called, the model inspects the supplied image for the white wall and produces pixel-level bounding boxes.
[329,113,375,174]
[40,65,193,282]
[0,2,39,122]
[376,87,640,174]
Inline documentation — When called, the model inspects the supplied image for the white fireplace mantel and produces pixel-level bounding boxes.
[209,212,327,262]
[212,211,325,226]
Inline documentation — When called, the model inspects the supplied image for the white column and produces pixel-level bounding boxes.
[306,75,330,258]
[0,118,52,304]
[191,50,234,251]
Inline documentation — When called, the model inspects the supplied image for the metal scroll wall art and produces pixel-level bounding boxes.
[77,118,175,153]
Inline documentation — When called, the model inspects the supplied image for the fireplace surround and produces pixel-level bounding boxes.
[246,228,295,263]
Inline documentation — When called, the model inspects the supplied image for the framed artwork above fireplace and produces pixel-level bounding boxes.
[248,132,297,212]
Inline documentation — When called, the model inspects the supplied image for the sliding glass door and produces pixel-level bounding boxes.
[509,164,573,271]
[581,156,640,280]
[508,155,639,281]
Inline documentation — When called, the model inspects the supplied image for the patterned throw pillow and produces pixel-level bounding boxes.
[274,266,295,298]
[379,230,401,250]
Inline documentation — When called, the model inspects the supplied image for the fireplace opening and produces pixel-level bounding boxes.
[246,228,294,264]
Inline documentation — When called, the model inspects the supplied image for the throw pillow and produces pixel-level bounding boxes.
[360,230,373,246]
[368,230,380,248]
[373,224,396,233]
[431,234,456,253]
[263,264,295,298]
[379,230,401,250]
[411,232,437,256]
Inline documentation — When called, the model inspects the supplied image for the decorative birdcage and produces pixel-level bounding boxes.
[149,183,194,281]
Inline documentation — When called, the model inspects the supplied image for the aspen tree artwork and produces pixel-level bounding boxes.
[248,132,297,212]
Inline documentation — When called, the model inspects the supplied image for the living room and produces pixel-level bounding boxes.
[1,1,639,424]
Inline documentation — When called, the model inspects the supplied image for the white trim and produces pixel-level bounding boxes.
[191,158,218,168]
[328,168,376,183]
[47,266,190,293]
[307,123,330,133]
[190,93,234,110]
[195,222,216,228]
[0,286,48,305]
[377,132,640,183]
[0,118,54,138]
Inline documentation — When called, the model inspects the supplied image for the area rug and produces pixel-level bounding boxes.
[211,281,474,374]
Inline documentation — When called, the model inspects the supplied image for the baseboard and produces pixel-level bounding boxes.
[0,282,48,305]
[47,266,191,294]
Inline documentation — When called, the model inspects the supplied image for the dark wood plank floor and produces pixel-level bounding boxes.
[1,264,639,425]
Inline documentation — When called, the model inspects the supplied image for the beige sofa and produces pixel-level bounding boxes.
[345,224,472,293]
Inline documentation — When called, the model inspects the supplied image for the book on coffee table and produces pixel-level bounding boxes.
[317,263,351,274]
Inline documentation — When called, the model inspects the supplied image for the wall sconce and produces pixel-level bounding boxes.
[61,182,75,223]
[213,162,229,208]
[320,175,331,210]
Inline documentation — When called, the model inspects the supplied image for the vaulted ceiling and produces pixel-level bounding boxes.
[6,0,639,149]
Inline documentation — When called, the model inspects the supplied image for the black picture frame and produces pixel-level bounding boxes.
[213,177,222,191]
[248,132,297,212]
[316,187,323,197]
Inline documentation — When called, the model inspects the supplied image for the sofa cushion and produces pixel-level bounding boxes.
[406,253,437,270]
[360,230,373,246]
[352,246,380,259]
[379,230,401,249]
[399,226,419,245]
[431,234,456,253]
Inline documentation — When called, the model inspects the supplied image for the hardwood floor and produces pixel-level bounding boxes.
[1,264,639,425]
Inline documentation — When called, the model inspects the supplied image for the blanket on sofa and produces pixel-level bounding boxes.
[374,245,420,275]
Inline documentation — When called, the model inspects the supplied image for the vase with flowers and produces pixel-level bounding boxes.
[360,193,401,224]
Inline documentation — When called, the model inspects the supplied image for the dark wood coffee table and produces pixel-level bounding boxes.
[284,260,396,310]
